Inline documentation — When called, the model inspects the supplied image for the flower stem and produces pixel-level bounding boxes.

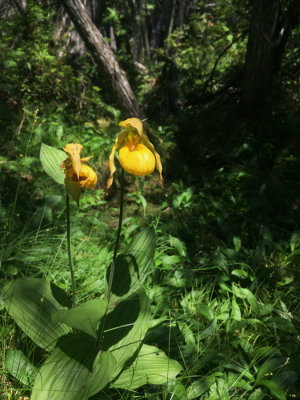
[96,168,124,348]
[112,168,125,263]
[66,192,76,308]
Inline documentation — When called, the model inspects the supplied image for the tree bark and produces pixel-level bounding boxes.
[138,0,151,61]
[62,0,143,118]
[151,0,176,49]
[176,0,186,31]
[242,0,300,107]
[167,0,176,37]
[242,0,281,106]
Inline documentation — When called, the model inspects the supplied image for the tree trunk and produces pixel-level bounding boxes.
[138,0,151,61]
[53,5,86,56]
[167,0,176,37]
[176,0,186,31]
[1,0,27,18]
[151,0,176,49]
[242,0,281,106]
[62,0,143,118]
[242,0,300,107]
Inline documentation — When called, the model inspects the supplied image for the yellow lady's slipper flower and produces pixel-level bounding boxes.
[61,143,97,189]
[65,164,98,189]
[107,118,163,191]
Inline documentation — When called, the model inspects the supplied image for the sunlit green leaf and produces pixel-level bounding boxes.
[223,363,253,380]
[169,235,187,256]
[163,269,187,288]
[161,254,181,267]
[231,296,241,321]
[231,285,273,315]
[52,299,108,338]
[112,344,182,389]
[2,278,71,350]
[31,333,116,400]
[186,374,218,399]
[177,321,196,346]
[100,289,151,379]
[172,383,187,399]
[290,231,300,252]
[231,269,251,279]
[233,236,241,251]
[107,228,156,301]
[249,388,265,400]
[215,377,229,398]
[40,143,66,184]
[5,349,37,385]
[196,304,215,320]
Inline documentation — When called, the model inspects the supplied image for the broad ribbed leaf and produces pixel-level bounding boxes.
[40,143,66,184]
[100,289,151,379]
[2,278,71,350]
[86,349,116,397]
[52,299,108,338]
[107,228,156,301]
[256,358,285,383]
[196,304,215,321]
[112,344,182,389]
[231,296,241,321]
[31,333,116,400]
[5,349,37,385]
[259,379,286,400]
[186,375,219,399]
[253,346,281,362]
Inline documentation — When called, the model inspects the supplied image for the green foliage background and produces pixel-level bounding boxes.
[1,1,300,399]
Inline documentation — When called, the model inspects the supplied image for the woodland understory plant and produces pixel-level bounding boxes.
[1,118,182,399]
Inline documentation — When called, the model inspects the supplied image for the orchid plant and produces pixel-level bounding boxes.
[2,118,182,399]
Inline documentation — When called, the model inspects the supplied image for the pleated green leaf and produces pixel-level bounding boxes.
[86,348,116,397]
[40,143,66,185]
[2,278,71,350]
[5,349,37,385]
[100,289,151,379]
[258,379,286,400]
[107,228,156,301]
[256,358,285,383]
[186,375,219,399]
[52,299,108,338]
[31,333,116,400]
[112,344,182,389]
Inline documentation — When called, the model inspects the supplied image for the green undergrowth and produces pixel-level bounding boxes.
[1,1,300,398]
[1,107,300,398]
[1,166,300,399]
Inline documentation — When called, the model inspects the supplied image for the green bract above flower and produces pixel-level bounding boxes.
[106,118,163,191]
